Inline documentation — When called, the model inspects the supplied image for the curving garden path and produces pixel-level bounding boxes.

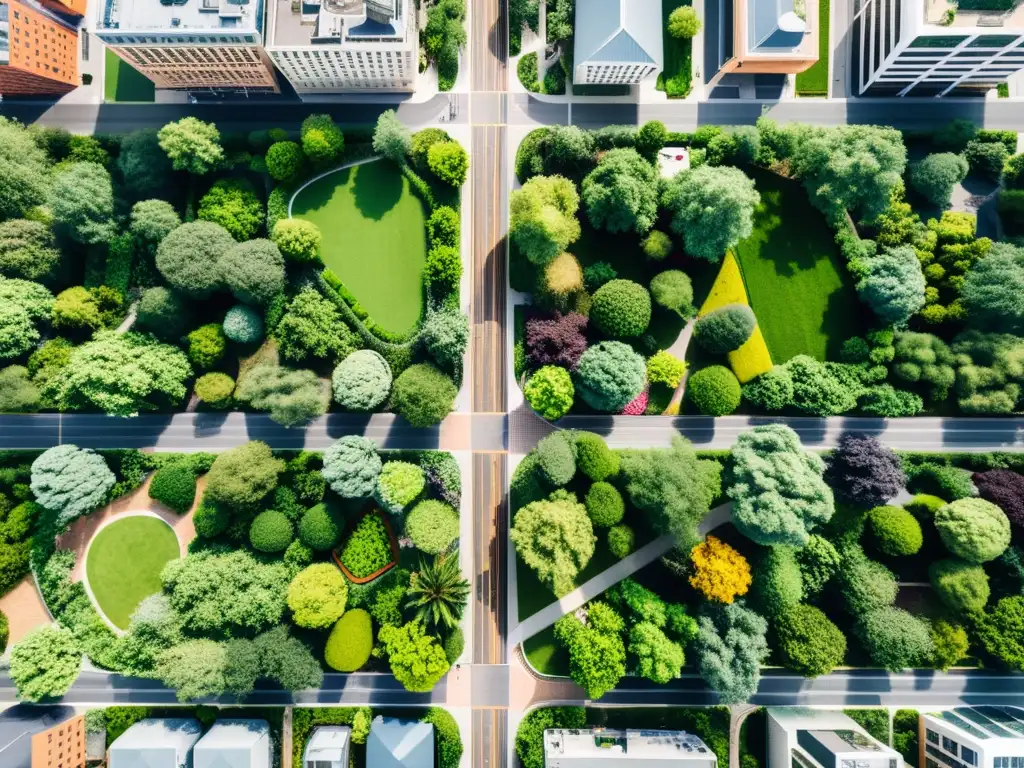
[665,318,697,414]
[56,474,202,584]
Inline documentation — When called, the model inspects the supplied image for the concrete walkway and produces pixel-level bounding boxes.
[511,503,733,644]
[665,318,696,414]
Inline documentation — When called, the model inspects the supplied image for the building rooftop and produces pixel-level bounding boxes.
[925,0,1024,27]
[108,718,203,768]
[194,719,270,768]
[366,716,434,768]
[304,726,352,764]
[0,705,77,768]
[574,0,663,67]
[266,0,407,48]
[928,708,1024,742]
[544,728,718,766]
[100,0,264,33]
[749,0,808,50]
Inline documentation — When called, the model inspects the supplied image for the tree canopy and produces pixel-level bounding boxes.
[510,175,581,266]
[662,166,760,261]
[49,162,116,245]
[30,444,115,526]
[962,242,1024,334]
[158,117,224,174]
[510,490,595,596]
[581,148,659,234]
[693,601,769,704]
[855,246,927,327]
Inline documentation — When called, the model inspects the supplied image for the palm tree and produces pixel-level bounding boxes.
[405,554,470,632]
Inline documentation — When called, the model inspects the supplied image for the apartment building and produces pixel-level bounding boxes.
[265,0,416,94]
[767,708,904,768]
[31,713,86,768]
[0,0,81,96]
[852,0,1024,95]
[544,728,718,767]
[921,707,1024,768]
[95,0,278,92]
[573,0,663,85]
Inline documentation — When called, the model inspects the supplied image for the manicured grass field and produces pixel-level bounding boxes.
[290,159,428,335]
[85,516,179,629]
[656,0,693,98]
[733,168,864,363]
[104,50,155,103]
[795,0,831,96]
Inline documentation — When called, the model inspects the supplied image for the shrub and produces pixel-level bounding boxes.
[300,114,344,165]
[186,323,226,370]
[221,239,285,306]
[266,141,304,182]
[295,504,341,551]
[197,178,264,242]
[575,341,646,412]
[742,367,794,411]
[249,510,293,553]
[977,595,1024,671]
[0,219,62,283]
[867,505,923,556]
[694,304,756,354]
[931,619,969,671]
[608,524,635,558]
[824,434,906,509]
[194,372,235,410]
[585,482,625,528]
[575,433,619,482]
[524,366,574,420]
[332,350,392,412]
[909,464,974,500]
[930,558,990,616]
[776,604,846,677]
[512,492,595,595]
[643,230,673,260]
[687,365,741,416]
[340,514,393,578]
[427,142,469,186]
[649,270,694,317]
[590,279,652,338]
[443,627,465,664]
[647,351,686,389]
[524,311,588,370]
[856,607,935,671]
[9,626,82,702]
[935,499,1011,563]
[391,364,458,427]
[322,436,381,498]
[324,609,373,671]
[31,445,115,526]
[535,432,576,486]
[750,546,803,617]
[428,206,460,248]
[271,218,322,263]
[148,463,197,514]
[222,305,264,344]
[973,470,1024,528]
[424,244,462,291]
[376,461,426,515]
[964,139,1008,181]
[838,547,898,615]
[905,493,946,518]
[668,5,701,37]
[910,153,969,207]
[406,500,459,555]
[156,221,235,299]
[287,563,348,629]
[137,287,188,341]
[0,611,7,654]
[689,535,752,603]
[193,499,230,538]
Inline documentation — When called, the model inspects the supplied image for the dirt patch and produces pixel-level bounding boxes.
[0,575,52,647]
[56,473,204,584]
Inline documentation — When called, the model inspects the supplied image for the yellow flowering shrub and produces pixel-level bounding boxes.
[699,252,773,384]
[688,535,752,604]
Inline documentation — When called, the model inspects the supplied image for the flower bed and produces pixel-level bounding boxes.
[333,510,399,583]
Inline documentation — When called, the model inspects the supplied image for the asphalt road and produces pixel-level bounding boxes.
[528,669,1024,708]
[0,671,446,706]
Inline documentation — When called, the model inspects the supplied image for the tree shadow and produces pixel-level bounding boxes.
[352,161,403,221]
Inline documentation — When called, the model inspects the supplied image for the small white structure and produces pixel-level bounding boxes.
[657,148,691,179]
[573,0,663,85]
[544,728,718,767]
[194,719,271,768]
[767,709,903,768]
[108,718,203,768]
[367,717,434,768]
[303,726,352,768]
[922,707,1024,768]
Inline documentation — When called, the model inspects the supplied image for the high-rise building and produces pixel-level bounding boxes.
[95,0,278,92]
[0,0,81,96]
[921,707,1024,768]
[852,0,1024,95]
[265,0,416,94]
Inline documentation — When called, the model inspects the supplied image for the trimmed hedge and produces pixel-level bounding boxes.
[299,503,342,551]
[148,462,197,514]
[324,608,373,671]
[406,499,459,555]
[339,514,392,578]
[687,366,741,416]
[249,509,294,553]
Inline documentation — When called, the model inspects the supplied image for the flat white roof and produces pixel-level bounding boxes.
[100,0,263,33]
[544,728,718,766]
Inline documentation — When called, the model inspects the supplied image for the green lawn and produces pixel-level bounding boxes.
[86,516,179,629]
[656,0,693,98]
[795,0,831,96]
[104,50,155,103]
[733,168,865,363]
[291,159,427,335]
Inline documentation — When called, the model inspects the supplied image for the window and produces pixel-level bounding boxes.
[943,737,959,756]
[961,748,978,766]
[928,731,940,746]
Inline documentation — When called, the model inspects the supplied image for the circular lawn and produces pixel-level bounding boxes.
[290,159,428,336]
[85,515,179,630]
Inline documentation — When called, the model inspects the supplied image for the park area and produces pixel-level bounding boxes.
[85,515,180,629]
[104,50,155,103]
[290,159,429,335]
